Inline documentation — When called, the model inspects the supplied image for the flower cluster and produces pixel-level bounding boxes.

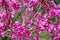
[0,0,60,40]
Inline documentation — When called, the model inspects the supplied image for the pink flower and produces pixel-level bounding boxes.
[34,35,41,40]
[0,22,6,30]
[1,32,5,37]
[0,0,2,3]
[11,8,15,18]
[0,10,8,20]
[54,34,60,40]
[30,0,38,3]
[0,30,5,37]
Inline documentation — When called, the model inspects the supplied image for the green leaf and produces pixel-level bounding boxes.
[51,17,56,22]
[41,10,46,14]
[54,0,60,4]
[31,31,35,40]
[0,7,3,10]
[40,32,49,38]
[20,5,26,14]
[13,12,20,22]
[2,36,8,40]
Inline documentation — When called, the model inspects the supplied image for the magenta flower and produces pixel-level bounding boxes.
[0,0,60,40]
